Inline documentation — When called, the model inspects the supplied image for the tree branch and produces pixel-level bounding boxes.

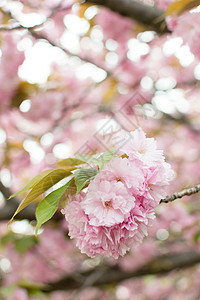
[160,184,200,204]
[0,5,110,75]
[29,29,110,75]
[0,1,71,31]
[0,181,64,221]
[1,178,200,221]
[85,0,170,34]
[41,250,200,292]
[0,181,36,221]
[162,113,200,135]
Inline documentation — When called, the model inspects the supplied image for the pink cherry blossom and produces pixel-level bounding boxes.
[156,0,174,10]
[62,193,155,259]
[62,129,173,258]
[83,179,135,227]
[103,157,144,191]
[82,157,145,227]
[1,0,200,297]
[7,288,28,300]
[167,12,200,60]
[143,163,174,205]
[120,128,164,165]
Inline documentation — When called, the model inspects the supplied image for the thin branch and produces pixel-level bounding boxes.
[160,184,200,204]
[162,113,200,135]
[85,0,170,34]
[0,181,63,221]
[1,177,200,221]
[0,2,72,32]
[0,5,110,74]
[0,24,24,31]
[29,29,110,75]
[1,0,170,35]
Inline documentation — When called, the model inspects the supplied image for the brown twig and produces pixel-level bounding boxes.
[29,30,110,75]
[160,184,200,204]
[85,0,170,34]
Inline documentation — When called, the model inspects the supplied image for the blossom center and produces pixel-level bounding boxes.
[148,183,153,191]
[139,148,146,154]
[116,176,122,182]
[104,201,112,209]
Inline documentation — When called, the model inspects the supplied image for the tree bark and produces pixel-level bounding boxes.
[0,181,64,221]
[85,0,170,34]
[0,181,36,221]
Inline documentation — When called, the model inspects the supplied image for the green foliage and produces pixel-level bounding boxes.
[28,289,45,298]
[35,181,71,235]
[75,153,99,165]
[194,231,200,243]
[15,236,37,254]
[1,232,16,246]
[9,168,73,224]
[9,169,54,199]
[97,148,116,168]
[57,157,85,168]
[74,168,99,194]
[76,148,116,169]
[0,285,16,298]
[18,280,46,296]
[1,232,37,254]
[59,178,77,204]
[8,148,114,228]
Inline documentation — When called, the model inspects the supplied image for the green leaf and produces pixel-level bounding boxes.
[1,233,37,254]
[76,148,115,169]
[75,153,99,165]
[0,286,16,297]
[15,236,37,254]
[59,178,77,205]
[18,280,46,291]
[194,231,200,243]
[9,168,72,224]
[9,169,54,199]
[57,158,84,168]
[28,289,45,297]
[96,148,116,169]
[74,168,98,194]
[35,181,71,235]
[1,232,16,246]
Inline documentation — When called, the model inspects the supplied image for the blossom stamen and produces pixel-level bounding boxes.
[116,176,122,182]
[104,201,112,209]
[139,148,146,154]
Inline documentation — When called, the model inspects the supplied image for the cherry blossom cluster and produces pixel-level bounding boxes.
[62,129,173,258]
